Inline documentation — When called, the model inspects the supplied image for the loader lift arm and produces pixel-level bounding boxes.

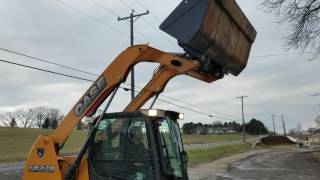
[53,45,218,145]
[52,45,218,145]
[23,45,220,180]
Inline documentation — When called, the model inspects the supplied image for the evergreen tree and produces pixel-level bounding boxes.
[50,118,58,129]
[246,119,268,135]
[9,118,17,127]
[182,122,194,134]
[42,118,50,129]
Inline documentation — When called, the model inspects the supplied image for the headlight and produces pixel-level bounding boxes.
[178,113,184,120]
[147,109,158,116]
[141,109,165,117]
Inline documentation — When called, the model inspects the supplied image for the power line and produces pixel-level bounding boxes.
[90,0,119,18]
[55,0,127,35]
[0,57,238,121]
[0,58,93,82]
[124,81,237,119]
[131,0,148,11]
[131,0,164,23]
[157,98,236,121]
[0,47,98,77]
[121,83,237,121]
[0,47,239,120]
[116,0,162,48]
[130,0,177,47]
[119,0,133,10]
[140,17,177,48]
[159,93,237,119]
[87,0,157,47]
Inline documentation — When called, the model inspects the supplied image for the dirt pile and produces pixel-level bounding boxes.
[256,135,296,146]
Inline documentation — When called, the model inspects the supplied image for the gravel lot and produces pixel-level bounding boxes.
[189,148,320,180]
[217,149,320,180]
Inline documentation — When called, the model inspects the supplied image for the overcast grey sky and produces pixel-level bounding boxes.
[0,0,319,133]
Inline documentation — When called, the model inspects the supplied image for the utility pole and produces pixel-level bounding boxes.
[272,114,276,135]
[236,96,248,143]
[281,115,286,136]
[118,10,149,100]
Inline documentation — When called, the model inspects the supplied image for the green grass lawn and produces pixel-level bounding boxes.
[182,133,256,145]
[186,143,251,165]
[0,127,87,162]
[0,127,252,163]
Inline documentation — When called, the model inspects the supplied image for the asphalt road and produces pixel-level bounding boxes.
[0,138,258,180]
[214,150,320,180]
[0,162,23,180]
[2,149,320,180]
[184,138,256,150]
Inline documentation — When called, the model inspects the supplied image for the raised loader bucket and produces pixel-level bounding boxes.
[160,0,257,76]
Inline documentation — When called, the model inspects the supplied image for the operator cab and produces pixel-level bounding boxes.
[88,109,188,180]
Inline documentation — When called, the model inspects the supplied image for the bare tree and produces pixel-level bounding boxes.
[1,107,65,129]
[261,0,320,53]
[0,112,15,127]
[46,108,62,121]
[46,108,63,129]
[30,106,48,128]
[308,127,317,133]
[15,109,34,128]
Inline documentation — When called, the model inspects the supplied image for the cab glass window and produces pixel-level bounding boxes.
[158,117,184,178]
[90,116,155,180]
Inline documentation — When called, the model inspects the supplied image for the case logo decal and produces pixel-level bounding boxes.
[74,76,107,117]
[36,148,45,158]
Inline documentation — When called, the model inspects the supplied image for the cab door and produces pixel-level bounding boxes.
[156,116,188,180]
[89,115,156,180]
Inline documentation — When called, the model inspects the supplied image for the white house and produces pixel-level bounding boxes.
[309,133,320,144]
